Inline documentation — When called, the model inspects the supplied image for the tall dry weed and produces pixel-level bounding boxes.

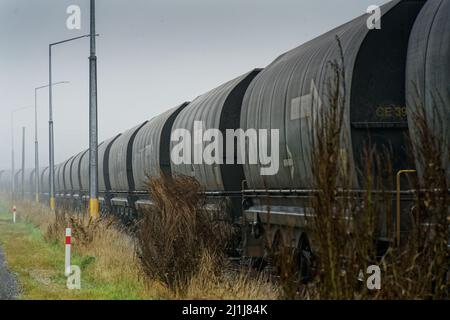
[135,174,234,295]
[375,94,449,299]
[303,38,448,299]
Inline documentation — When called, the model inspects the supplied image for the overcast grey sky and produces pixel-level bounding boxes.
[0,0,390,170]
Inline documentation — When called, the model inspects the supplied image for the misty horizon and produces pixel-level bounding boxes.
[0,0,390,171]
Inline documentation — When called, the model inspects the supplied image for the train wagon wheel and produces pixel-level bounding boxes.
[269,231,285,275]
[295,234,316,284]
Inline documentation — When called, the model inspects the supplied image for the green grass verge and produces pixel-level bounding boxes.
[0,202,153,300]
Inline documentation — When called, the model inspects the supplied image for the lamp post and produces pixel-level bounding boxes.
[21,127,26,199]
[48,34,97,211]
[89,0,100,219]
[35,81,69,203]
[11,113,14,202]
[11,106,33,204]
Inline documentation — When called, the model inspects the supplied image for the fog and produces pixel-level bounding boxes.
[0,0,390,170]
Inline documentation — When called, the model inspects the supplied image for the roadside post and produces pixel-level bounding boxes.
[12,206,16,224]
[64,228,81,290]
[65,228,71,277]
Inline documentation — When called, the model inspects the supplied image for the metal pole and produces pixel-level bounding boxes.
[34,89,39,203]
[11,112,15,204]
[21,127,25,199]
[35,82,69,205]
[89,0,99,219]
[48,34,93,212]
[49,45,56,211]
[10,106,32,204]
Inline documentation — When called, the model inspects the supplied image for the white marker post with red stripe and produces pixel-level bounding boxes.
[12,206,16,224]
[64,228,81,290]
[65,228,72,277]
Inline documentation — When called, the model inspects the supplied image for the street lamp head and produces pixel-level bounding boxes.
[35,81,70,91]
[49,34,99,47]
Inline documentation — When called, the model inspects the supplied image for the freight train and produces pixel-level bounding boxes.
[1,0,449,273]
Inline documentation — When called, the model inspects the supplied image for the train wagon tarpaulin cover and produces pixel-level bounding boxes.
[70,150,88,195]
[241,0,426,190]
[406,0,450,184]
[170,70,261,192]
[109,122,148,192]
[132,103,189,192]
[98,134,121,193]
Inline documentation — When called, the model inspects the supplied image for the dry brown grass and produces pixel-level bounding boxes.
[135,174,278,298]
[10,196,278,300]
[181,251,278,300]
[136,174,229,294]
[16,201,143,288]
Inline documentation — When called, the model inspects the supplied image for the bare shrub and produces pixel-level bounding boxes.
[44,208,112,248]
[303,39,449,299]
[44,210,69,243]
[135,174,234,295]
[375,95,449,299]
[305,38,386,299]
